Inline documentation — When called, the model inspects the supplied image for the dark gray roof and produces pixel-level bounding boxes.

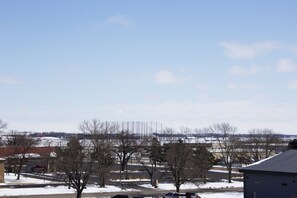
[239,150,297,174]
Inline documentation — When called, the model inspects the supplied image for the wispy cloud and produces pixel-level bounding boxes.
[220,41,280,59]
[227,82,258,90]
[0,76,19,85]
[8,100,297,133]
[277,43,297,55]
[276,59,297,73]
[154,70,190,84]
[97,100,297,133]
[107,15,133,28]
[196,83,209,90]
[229,65,269,76]
[288,80,297,90]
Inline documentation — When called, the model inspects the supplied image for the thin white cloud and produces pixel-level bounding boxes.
[154,70,190,84]
[227,82,258,90]
[107,15,133,28]
[220,41,280,59]
[95,100,297,133]
[279,43,297,55]
[229,65,268,76]
[196,83,209,90]
[6,100,297,133]
[0,76,19,85]
[288,80,297,90]
[288,45,297,54]
[276,59,297,73]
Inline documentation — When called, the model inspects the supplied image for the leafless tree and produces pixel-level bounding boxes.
[79,120,115,187]
[210,123,240,183]
[148,137,164,169]
[163,127,175,141]
[164,139,193,192]
[79,120,117,136]
[0,119,7,131]
[113,130,144,172]
[4,131,40,180]
[0,119,7,146]
[248,128,281,161]
[192,146,215,184]
[55,137,98,198]
[95,142,114,187]
[136,136,164,186]
[180,126,192,137]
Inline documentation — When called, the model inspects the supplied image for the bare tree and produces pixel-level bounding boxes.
[79,120,117,136]
[163,127,175,142]
[95,141,114,187]
[79,120,115,187]
[248,128,281,161]
[180,127,192,137]
[0,119,7,146]
[113,130,145,174]
[164,139,193,192]
[210,123,240,183]
[0,119,7,131]
[4,131,40,180]
[148,137,164,169]
[55,137,98,198]
[136,136,164,186]
[192,146,215,184]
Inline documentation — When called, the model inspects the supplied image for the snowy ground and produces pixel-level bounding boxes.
[140,180,243,190]
[0,185,135,196]
[1,173,53,185]
[199,192,243,198]
[0,174,243,197]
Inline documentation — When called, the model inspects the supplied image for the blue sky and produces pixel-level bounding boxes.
[1,1,297,133]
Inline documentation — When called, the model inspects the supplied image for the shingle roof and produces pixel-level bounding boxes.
[239,150,297,174]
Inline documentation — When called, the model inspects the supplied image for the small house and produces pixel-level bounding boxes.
[239,150,297,198]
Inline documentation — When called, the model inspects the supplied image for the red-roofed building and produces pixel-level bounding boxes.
[0,146,56,173]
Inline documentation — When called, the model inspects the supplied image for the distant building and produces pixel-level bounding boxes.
[0,147,55,173]
[239,150,297,198]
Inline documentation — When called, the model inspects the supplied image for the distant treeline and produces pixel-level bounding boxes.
[29,131,295,140]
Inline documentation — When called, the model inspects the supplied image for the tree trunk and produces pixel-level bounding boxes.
[228,169,232,183]
[120,170,123,189]
[99,172,105,187]
[17,162,23,180]
[125,166,128,180]
[102,175,105,187]
[76,189,82,198]
[150,163,154,186]
[14,160,18,176]
[121,163,125,172]
[255,151,259,161]
[176,183,180,193]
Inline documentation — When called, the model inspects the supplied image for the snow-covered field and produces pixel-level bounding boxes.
[140,180,243,190]
[1,173,54,185]
[0,174,243,198]
[199,192,243,198]
[0,185,134,196]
